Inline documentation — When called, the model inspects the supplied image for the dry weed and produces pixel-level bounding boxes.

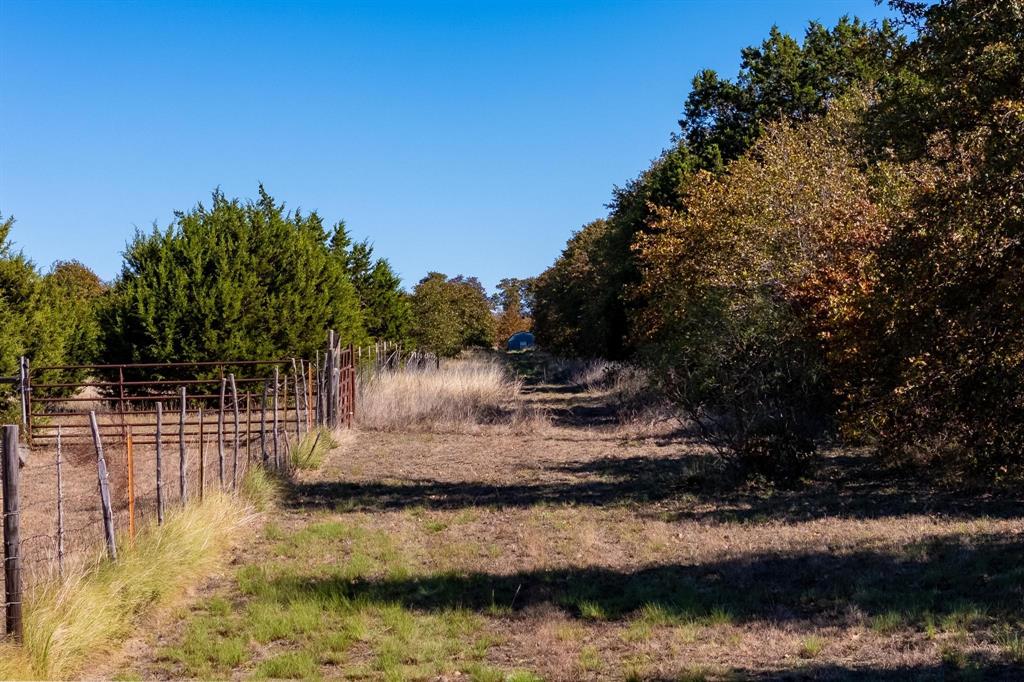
[357,358,547,433]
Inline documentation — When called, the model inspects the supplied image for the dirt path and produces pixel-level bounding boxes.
[113,366,1024,681]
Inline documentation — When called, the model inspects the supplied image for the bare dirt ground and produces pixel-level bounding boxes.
[112,358,1024,681]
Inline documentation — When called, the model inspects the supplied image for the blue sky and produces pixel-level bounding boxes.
[1,0,895,291]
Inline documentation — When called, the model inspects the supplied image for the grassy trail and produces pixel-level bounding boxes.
[111,359,1024,681]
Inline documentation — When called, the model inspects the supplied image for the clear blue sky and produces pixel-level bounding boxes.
[1,0,894,292]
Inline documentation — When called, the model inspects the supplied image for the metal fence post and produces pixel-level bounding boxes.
[2,424,23,642]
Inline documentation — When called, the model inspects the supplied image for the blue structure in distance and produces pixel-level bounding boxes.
[507,331,535,351]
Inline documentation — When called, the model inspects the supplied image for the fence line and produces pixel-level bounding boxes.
[354,340,440,381]
[1,330,357,643]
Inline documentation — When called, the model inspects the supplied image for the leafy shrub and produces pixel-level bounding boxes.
[0,219,106,418]
[635,103,885,479]
[100,187,366,380]
[410,273,494,357]
[850,1,1024,474]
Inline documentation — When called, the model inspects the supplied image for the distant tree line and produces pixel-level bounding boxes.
[1,182,523,412]
[0,216,105,382]
[532,0,1024,480]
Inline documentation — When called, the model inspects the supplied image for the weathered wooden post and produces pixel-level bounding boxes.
[126,427,136,541]
[315,353,323,426]
[18,357,29,434]
[282,372,289,441]
[326,331,336,428]
[230,374,239,491]
[198,408,205,501]
[56,425,66,575]
[88,412,117,561]
[306,361,314,431]
[217,377,226,489]
[349,344,356,428]
[245,392,252,464]
[260,380,269,465]
[156,402,164,525]
[2,424,23,641]
[179,386,187,503]
[272,368,280,469]
[291,358,302,436]
[282,374,290,456]
[293,376,301,442]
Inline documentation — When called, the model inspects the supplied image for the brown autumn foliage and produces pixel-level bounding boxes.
[631,100,897,477]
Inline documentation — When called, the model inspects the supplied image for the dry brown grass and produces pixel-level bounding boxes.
[0,491,257,680]
[104,356,1024,681]
[356,356,547,433]
[7,405,300,597]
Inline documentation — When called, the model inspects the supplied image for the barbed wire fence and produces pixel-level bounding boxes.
[355,339,440,382]
[1,330,356,643]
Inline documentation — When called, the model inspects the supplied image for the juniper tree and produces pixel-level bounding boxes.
[101,187,366,378]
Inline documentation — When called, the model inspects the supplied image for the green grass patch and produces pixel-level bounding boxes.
[290,427,338,470]
[254,651,321,680]
[240,465,282,510]
[424,518,450,533]
[870,610,906,634]
[799,635,825,659]
[158,516,499,680]
[577,645,603,672]
[995,626,1024,664]
[577,600,607,621]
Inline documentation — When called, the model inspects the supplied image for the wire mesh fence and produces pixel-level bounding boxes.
[1,331,356,642]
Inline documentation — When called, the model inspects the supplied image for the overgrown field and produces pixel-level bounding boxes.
[108,358,1024,681]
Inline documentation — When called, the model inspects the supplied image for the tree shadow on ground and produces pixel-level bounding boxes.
[289,448,1024,521]
[554,449,1024,522]
[655,660,1023,681]
[250,533,1024,676]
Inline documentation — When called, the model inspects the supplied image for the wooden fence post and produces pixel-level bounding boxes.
[326,331,336,428]
[260,380,269,465]
[230,374,239,491]
[3,424,23,642]
[18,357,28,434]
[218,378,226,489]
[126,428,135,541]
[198,408,205,502]
[156,402,164,525]
[306,361,314,432]
[293,376,301,442]
[315,354,323,426]
[323,349,330,426]
[89,412,117,561]
[179,387,187,503]
[282,374,292,461]
[291,358,301,436]
[272,368,280,469]
[348,344,356,428]
[296,359,308,435]
[56,425,65,576]
[245,393,252,464]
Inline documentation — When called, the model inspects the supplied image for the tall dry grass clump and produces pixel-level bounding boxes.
[289,426,339,470]
[0,468,272,680]
[358,358,541,432]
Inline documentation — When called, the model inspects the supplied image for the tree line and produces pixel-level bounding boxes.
[1,185,516,415]
[532,0,1023,479]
